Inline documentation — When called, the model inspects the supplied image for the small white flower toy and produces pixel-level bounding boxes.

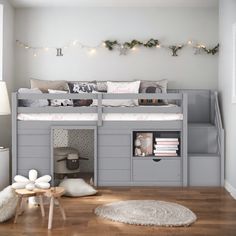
[12,169,51,191]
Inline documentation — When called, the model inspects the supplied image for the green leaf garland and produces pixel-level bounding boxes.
[104,39,219,56]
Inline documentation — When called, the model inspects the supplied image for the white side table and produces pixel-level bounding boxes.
[0,148,9,190]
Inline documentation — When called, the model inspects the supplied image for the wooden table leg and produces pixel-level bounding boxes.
[39,195,45,217]
[18,197,26,215]
[14,196,23,224]
[57,197,66,220]
[48,197,54,230]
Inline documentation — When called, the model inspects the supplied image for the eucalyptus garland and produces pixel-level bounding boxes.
[104,39,160,51]
[104,39,219,56]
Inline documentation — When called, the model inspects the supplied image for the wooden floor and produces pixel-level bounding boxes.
[1,187,236,236]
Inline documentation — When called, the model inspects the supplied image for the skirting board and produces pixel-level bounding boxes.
[225,180,236,199]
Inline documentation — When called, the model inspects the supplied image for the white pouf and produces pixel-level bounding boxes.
[59,179,97,197]
[0,186,18,222]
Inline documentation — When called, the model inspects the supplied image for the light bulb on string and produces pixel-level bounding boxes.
[33,52,37,57]
[89,48,96,54]
[156,44,161,48]
[72,40,78,46]
[187,40,193,45]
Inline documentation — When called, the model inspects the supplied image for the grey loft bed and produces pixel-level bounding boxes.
[11,90,224,187]
[12,92,188,187]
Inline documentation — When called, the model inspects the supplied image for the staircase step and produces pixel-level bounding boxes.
[188,153,220,158]
[188,123,218,154]
[188,153,220,186]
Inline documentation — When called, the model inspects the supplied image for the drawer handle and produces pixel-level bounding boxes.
[153,159,161,162]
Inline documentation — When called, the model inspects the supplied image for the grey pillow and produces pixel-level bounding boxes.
[139,79,168,105]
[18,88,49,107]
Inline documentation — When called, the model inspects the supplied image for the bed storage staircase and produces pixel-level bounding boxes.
[182,90,224,186]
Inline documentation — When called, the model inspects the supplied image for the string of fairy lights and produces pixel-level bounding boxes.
[16,38,219,57]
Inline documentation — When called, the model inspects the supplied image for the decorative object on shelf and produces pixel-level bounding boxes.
[135,132,153,156]
[12,169,51,190]
[16,38,219,57]
[95,200,197,227]
[134,134,142,156]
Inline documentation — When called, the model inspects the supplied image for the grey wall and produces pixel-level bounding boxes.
[14,7,218,89]
[219,0,236,195]
[0,0,14,148]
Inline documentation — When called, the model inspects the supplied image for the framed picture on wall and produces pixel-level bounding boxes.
[232,22,236,103]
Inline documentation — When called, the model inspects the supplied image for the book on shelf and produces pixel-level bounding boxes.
[154,150,177,154]
[155,138,179,142]
[154,144,178,149]
[154,153,178,157]
[155,141,179,145]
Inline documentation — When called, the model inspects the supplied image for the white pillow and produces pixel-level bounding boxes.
[59,178,97,197]
[102,81,140,107]
[48,89,73,106]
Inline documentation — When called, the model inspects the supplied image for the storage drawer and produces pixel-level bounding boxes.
[98,158,130,170]
[133,159,181,182]
[18,158,50,170]
[18,134,50,146]
[99,134,131,146]
[98,146,130,158]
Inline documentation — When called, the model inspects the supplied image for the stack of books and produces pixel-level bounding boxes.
[153,138,179,157]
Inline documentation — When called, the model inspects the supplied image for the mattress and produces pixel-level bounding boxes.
[18,113,183,121]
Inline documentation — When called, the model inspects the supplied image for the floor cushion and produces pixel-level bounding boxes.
[59,178,97,197]
[0,186,18,222]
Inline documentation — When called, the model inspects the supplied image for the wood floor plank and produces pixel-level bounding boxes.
[0,187,236,236]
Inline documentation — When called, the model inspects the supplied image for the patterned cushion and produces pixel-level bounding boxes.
[139,79,168,105]
[68,82,97,107]
[48,89,72,106]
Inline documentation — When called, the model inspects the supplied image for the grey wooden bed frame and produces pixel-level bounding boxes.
[11,90,224,187]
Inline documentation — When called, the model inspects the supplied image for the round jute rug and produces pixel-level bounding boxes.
[95,200,197,227]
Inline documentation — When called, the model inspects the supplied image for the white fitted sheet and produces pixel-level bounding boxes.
[18,113,183,121]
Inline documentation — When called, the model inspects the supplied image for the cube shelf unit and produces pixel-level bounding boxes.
[132,130,182,186]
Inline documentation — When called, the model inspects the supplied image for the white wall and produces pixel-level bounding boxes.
[0,0,14,148]
[14,7,218,89]
[219,0,236,198]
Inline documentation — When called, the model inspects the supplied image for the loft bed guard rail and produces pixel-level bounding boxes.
[12,92,187,126]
